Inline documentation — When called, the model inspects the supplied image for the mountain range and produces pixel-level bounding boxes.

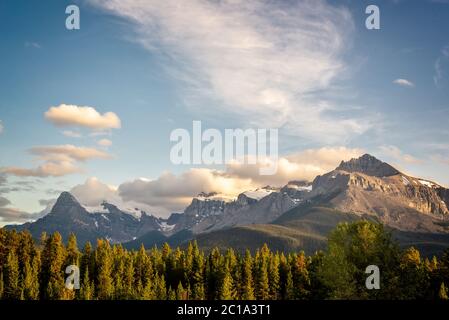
[5,154,449,256]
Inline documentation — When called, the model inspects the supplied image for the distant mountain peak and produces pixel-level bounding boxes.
[54,191,80,207]
[336,153,400,177]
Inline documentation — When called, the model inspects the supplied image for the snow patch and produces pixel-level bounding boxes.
[286,184,312,192]
[83,205,109,214]
[159,221,175,232]
[402,176,411,186]
[419,180,436,188]
[243,189,275,200]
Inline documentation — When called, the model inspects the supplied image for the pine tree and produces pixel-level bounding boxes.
[439,282,448,300]
[4,250,21,299]
[21,254,40,300]
[190,242,205,300]
[95,239,114,299]
[254,249,270,300]
[40,232,66,300]
[268,253,280,299]
[279,254,294,299]
[240,250,255,300]
[154,273,167,300]
[220,272,234,300]
[123,253,135,299]
[291,252,311,299]
[135,244,152,292]
[176,281,187,300]
[66,233,80,266]
[79,266,93,300]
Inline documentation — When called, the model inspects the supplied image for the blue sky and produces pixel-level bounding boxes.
[0,0,449,223]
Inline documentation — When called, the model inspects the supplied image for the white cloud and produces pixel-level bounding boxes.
[393,78,415,87]
[226,147,364,186]
[117,146,363,215]
[45,104,121,130]
[70,177,161,216]
[118,168,255,215]
[88,0,371,143]
[1,145,111,177]
[97,139,112,147]
[71,177,119,206]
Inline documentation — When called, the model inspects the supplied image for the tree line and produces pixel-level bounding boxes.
[1,221,449,300]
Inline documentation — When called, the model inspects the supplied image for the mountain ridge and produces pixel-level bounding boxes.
[4,154,449,255]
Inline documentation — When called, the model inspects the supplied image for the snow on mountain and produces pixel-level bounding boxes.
[419,179,438,188]
[243,188,276,200]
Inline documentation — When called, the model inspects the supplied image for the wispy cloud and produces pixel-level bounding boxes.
[434,45,449,87]
[62,130,82,138]
[89,0,372,143]
[97,138,112,147]
[393,78,415,87]
[24,41,41,49]
[378,145,422,164]
[0,207,44,224]
[0,145,111,177]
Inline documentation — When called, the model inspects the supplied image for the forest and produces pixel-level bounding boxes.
[0,220,449,300]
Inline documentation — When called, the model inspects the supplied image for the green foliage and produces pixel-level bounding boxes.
[1,221,449,300]
[4,250,21,299]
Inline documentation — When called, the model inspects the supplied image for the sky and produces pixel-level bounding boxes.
[0,0,449,225]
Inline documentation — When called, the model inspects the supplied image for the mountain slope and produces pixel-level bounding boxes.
[180,155,449,255]
[4,192,175,244]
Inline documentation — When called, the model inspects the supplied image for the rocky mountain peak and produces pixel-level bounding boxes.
[336,153,400,177]
[52,192,81,210]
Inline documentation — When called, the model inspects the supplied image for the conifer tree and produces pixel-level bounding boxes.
[240,250,255,300]
[254,252,269,300]
[291,252,311,299]
[190,242,205,300]
[4,250,20,299]
[21,255,40,300]
[154,273,167,300]
[66,233,80,266]
[40,232,66,300]
[268,253,280,299]
[95,239,114,299]
[79,266,93,300]
[439,282,448,300]
[123,253,135,299]
[220,272,234,300]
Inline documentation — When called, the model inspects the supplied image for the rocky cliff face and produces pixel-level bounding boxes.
[172,186,307,234]
[311,155,449,233]
[336,153,400,177]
